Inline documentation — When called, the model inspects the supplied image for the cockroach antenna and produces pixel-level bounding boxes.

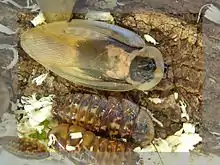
[151,141,165,165]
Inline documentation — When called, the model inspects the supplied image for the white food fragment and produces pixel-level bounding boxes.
[85,10,114,22]
[28,105,52,126]
[31,12,46,26]
[144,34,159,45]
[32,73,48,86]
[148,97,164,104]
[17,121,44,135]
[35,125,45,134]
[174,134,202,152]
[17,94,54,135]
[48,134,57,146]
[121,138,127,142]
[183,123,196,134]
[174,127,184,136]
[65,144,76,151]
[0,24,17,35]
[153,139,172,152]
[21,93,54,112]
[134,123,202,154]
[90,146,94,151]
[0,44,18,70]
[69,132,82,139]
[179,100,190,121]
[134,139,172,152]
[174,92,178,100]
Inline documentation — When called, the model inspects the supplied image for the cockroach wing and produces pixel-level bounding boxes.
[21,20,164,91]
[67,19,146,48]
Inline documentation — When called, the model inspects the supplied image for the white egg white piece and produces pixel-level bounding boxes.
[144,34,159,45]
[69,132,83,139]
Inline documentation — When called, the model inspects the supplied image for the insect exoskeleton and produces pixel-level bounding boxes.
[52,93,155,147]
[20,19,164,91]
[48,124,143,165]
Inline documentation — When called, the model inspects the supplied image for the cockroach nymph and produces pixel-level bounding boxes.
[48,123,143,165]
[52,93,155,147]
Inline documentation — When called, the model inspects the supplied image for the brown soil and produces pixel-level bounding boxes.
[17,0,212,153]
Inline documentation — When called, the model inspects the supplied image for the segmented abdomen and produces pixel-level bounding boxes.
[48,124,143,165]
[53,93,154,147]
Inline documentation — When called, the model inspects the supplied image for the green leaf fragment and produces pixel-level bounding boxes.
[39,119,50,127]
[29,130,47,140]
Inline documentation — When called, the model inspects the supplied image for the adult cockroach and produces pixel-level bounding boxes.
[52,93,155,148]
[48,123,143,165]
[20,19,164,92]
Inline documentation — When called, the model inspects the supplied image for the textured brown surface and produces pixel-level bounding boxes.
[110,0,220,156]
[53,93,155,147]
[17,2,204,140]
[15,0,220,157]
[110,8,204,141]
[49,124,141,165]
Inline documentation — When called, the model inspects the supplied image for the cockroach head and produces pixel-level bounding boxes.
[129,56,157,83]
[127,46,164,91]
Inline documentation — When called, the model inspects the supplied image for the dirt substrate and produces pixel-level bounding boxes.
[17,0,210,154]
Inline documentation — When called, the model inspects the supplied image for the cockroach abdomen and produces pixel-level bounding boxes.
[119,99,140,135]
[49,123,145,165]
[52,93,155,147]
[103,96,124,129]
[76,94,92,122]
[133,108,155,147]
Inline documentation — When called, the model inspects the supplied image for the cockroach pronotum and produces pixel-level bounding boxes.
[53,93,155,147]
[48,123,143,165]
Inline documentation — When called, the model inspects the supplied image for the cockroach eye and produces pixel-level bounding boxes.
[129,56,157,83]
